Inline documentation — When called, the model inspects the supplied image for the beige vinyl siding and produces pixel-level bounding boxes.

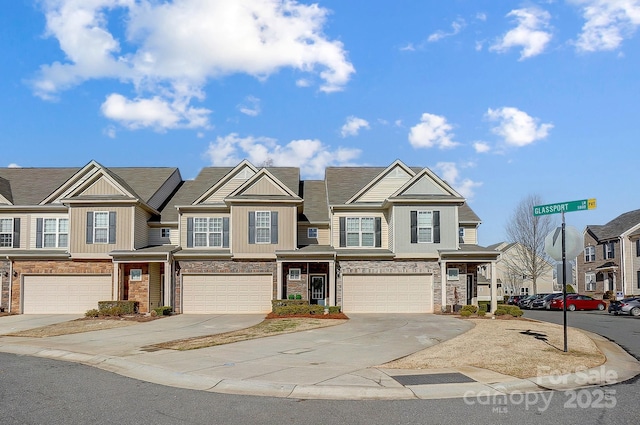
[393,205,458,254]
[149,262,161,309]
[243,177,287,196]
[357,171,411,203]
[403,176,450,196]
[203,168,255,204]
[80,176,123,196]
[147,169,182,210]
[149,225,178,246]
[331,211,388,249]
[69,206,132,255]
[232,205,296,255]
[297,224,330,246]
[461,225,478,244]
[180,212,231,249]
[134,207,151,249]
[29,213,69,249]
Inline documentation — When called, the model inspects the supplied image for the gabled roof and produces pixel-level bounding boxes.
[226,168,301,201]
[325,166,422,206]
[459,203,481,223]
[0,167,79,205]
[345,160,416,204]
[193,160,257,204]
[586,209,640,242]
[390,167,463,200]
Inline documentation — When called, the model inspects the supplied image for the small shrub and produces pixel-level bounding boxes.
[327,306,341,314]
[477,309,486,317]
[478,302,489,313]
[295,294,302,300]
[153,306,172,316]
[566,284,576,294]
[85,309,100,317]
[461,305,478,314]
[494,308,507,316]
[288,294,295,300]
[98,300,138,314]
[460,309,473,317]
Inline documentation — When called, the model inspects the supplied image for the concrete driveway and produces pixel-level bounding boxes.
[0,314,82,334]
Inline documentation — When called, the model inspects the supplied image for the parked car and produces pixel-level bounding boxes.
[531,293,559,309]
[608,297,640,316]
[549,294,606,311]
[517,295,538,309]
[506,295,523,305]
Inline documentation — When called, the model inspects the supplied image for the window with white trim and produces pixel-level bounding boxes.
[346,217,375,247]
[194,218,222,247]
[307,228,318,239]
[0,218,13,247]
[584,246,595,262]
[520,287,529,295]
[255,211,271,243]
[585,272,596,291]
[447,268,459,280]
[458,227,465,241]
[604,242,615,259]
[417,211,433,243]
[289,268,301,280]
[161,228,171,238]
[93,212,109,244]
[43,218,68,248]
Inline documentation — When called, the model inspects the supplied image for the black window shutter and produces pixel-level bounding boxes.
[433,211,440,244]
[375,217,382,247]
[223,217,230,248]
[410,211,417,243]
[603,244,607,258]
[271,212,278,244]
[248,211,255,244]
[636,240,640,257]
[86,212,94,244]
[13,218,20,248]
[108,212,117,244]
[186,217,194,248]
[339,217,346,247]
[612,243,615,258]
[36,218,43,248]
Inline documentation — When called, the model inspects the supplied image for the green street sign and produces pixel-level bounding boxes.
[533,198,596,216]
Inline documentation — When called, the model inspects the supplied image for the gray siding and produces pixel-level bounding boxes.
[393,205,458,254]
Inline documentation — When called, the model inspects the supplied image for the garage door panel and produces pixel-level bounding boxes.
[23,275,112,314]
[343,274,432,313]
[182,274,272,314]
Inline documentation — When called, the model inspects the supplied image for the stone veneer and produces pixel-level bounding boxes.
[175,260,277,313]
[123,263,150,313]
[10,260,113,313]
[0,260,9,311]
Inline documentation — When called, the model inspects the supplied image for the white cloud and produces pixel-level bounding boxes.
[238,96,261,117]
[476,12,487,21]
[103,126,117,139]
[33,0,354,129]
[428,18,466,42]
[204,133,361,179]
[473,141,491,153]
[572,0,640,52]
[433,162,482,199]
[490,8,552,59]
[408,113,459,149]
[340,116,370,137]
[486,107,553,147]
[7,163,21,168]
[400,43,416,51]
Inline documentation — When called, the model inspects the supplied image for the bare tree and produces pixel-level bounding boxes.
[505,194,556,294]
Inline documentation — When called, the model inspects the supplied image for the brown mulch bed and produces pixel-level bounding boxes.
[265,312,349,320]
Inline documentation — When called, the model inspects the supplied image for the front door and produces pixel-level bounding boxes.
[310,275,326,305]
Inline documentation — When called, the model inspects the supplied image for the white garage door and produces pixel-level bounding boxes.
[342,274,433,313]
[23,275,112,314]
[182,274,273,314]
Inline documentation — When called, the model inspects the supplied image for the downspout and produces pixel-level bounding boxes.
[6,256,12,313]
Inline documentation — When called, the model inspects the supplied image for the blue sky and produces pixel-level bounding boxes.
[2,0,639,245]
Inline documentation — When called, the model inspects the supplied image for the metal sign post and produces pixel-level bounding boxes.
[561,212,567,352]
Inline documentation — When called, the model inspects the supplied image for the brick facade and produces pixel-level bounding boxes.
[0,259,9,311]
[123,263,149,313]
[10,260,113,312]
[577,232,621,297]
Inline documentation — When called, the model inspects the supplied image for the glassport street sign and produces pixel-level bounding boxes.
[533,198,596,216]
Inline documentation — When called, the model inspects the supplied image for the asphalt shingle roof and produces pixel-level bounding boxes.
[0,167,79,205]
[299,180,329,223]
[587,209,640,241]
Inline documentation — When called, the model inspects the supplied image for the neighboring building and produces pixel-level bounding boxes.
[480,242,556,298]
[0,160,500,315]
[577,209,640,298]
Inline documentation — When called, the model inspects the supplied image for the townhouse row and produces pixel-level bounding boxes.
[0,160,500,315]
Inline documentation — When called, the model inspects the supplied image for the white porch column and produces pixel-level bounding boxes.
[329,261,336,307]
[276,260,283,300]
[112,263,120,301]
[164,261,172,307]
[440,261,447,309]
[491,260,498,313]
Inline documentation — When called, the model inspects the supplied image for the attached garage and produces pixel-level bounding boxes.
[182,273,273,314]
[22,275,112,314]
[342,274,433,313]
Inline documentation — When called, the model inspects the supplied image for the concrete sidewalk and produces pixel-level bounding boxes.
[1,314,639,400]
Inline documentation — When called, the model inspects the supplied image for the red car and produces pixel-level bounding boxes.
[549,294,606,311]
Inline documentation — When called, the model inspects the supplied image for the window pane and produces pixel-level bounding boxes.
[361,218,374,231]
[58,234,68,247]
[346,233,359,247]
[417,211,432,226]
[211,218,222,232]
[0,234,12,247]
[44,219,57,232]
[256,228,270,243]
[418,228,432,243]
[346,218,359,232]
[194,218,208,232]
[44,234,57,247]
[256,212,270,227]
[94,212,108,227]
[194,234,207,247]
[361,233,374,247]
[94,228,108,243]
[0,219,11,232]
[209,233,222,247]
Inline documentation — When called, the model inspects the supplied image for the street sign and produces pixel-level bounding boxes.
[533,198,596,216]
